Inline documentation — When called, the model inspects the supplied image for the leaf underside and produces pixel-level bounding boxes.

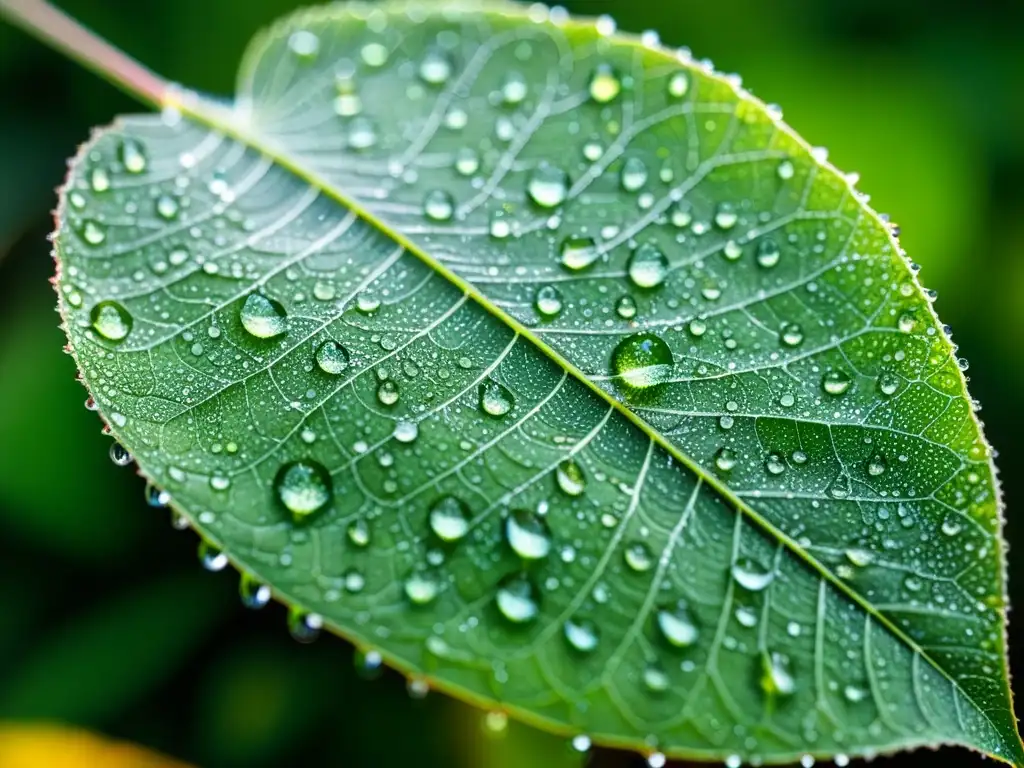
[54,2,1021,765]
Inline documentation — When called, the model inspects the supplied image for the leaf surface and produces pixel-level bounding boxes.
[53,2,1021,764]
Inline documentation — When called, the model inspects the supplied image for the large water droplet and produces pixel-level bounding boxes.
[430,495,471,542]
[627,243,669,288]
[555,459,586,496]
[780,323,803,347]
[715,447,737,472]
[89,167,110,192]
[454,147,480,176]
[667,72,690,98]
[822,370,852,396]
[424,189,455,221]
[240,294,287,339]
[762,652,795,696]
[419,49,453,84]
[480,380,514,417]
[527,163,569,208]
[240,573,271,609]
[495,573,540,623]
[643,661,670,693]
[156,194,179,220]
[288,607,322,643]
[714,203,738,230]
[732,559,775,591]
[878,372,899,396]
[621,157,648,192]
[656,602,699,647]
[377,380,399,406]
[315,340,349,375]
[866,454,887,476]
[765,454,786,475]
[90,300,133,343]
[109,442,132,467]
[274,460,332,521]
[404,569,441,605]
[560,236,599,271]
[534,285,563,318]
[589,63,622,103]
[198,541,227,572]
[756,239,781,268]
[624,542,654,572]
[501,71,528,104]
[80,219,106,245]
[505,509,552,560]
[615,295,637,319]
[611,332,673,389]
[564,617,600,653]
[119,138,147,174]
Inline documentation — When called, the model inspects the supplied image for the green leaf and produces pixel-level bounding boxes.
[46,2,1020,765]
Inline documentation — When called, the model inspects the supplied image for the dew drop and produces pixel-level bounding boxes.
[732,559,775,591]
[822,370,852,396]
[347,117,377,150]
[505,509,552,560]
[555,459,586,496]
[878,373,899,396]
[501,71,528,104]
[479,380,514,417]
[643,661,670,693]
[393,420,418,443]
[360,42,388,67]
[156,194,179,220]
[89,167,110,192]
[454,147,480,176]
[722,240,743,261]
[866,454,887,476]
[667,72,690,98]
[495,573,540,623]
[404,569,441,605]
[419,49,453,84]
[240,573,271,609]
[347,518,371,547]
[620,157,649,192]
[288,607,322,643]
[612,332,673,389]
[119,139,147,174]
[377,380,399,406]
[780,323,803,347]
[777,159,795,180]
[688,318,707,337]
[430,496,471,542]
[80,219,106,245]
[315,340,349,375]
[534,285,563,317]
[624,541,654,572]
[560,235,599,271]
[615,295,638,319]
[424,189,455,221]
[941,515,963,537]
[627,243,669,288]
[109,442,132,467]
[765,453,786,475]
[564,617,600,653]
[288,30,320,60]
[198,541,227,572]
[714,202,738,229]
[274,460,332,521]
[715,447,737,472]
[240,294,287,339]
[90,300,133,342]
[762,652,795,696]
[527,162,569,208]
[756,238,781,268]
[589,63,622,103]
[489,211,511,239]
[656,602,699,648]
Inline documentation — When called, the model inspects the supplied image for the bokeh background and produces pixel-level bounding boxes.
[1,1,1023,766]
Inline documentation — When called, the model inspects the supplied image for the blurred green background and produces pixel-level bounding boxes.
[1,1,1022,766]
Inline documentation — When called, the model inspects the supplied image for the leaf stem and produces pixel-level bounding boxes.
[0,0,172,108]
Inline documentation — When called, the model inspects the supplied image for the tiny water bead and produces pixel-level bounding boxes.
[756,238,781,268]
[656,602,699,648]
[620,157,648,192]
[240,294,287,339]
[315,340,350,375]
[611,332,674,389]
[534,285,563,317]
[347,518,371,547]
[119,138,147,174]
[347,117,377,150]
[419,48,453,84]
[274,460,332,521]
[90,300,133,343]
[424,189,455,221]
[361,42,388,67]
[239,573,271,609]
[495,573,541,623]
[527,163,569,208]
[624,542,654,572]
[89,166,110,192]
[505,509,552,560]
[589,63,622,103]
[822,370,852,396]
[109,442,133,467]
[564,617,600,653]
[777,159,795,180]
[627,243,669,288]
[430,495,471,542]
[560,235,599,271]
[555,459,586,496]
[479,380,514,417]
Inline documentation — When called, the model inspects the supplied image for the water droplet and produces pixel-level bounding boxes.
[572,735,592,753]
[360,42,388,67]
[732,559,775,591]
[89,167,110,192]
[688,318,707,337]
[560,235,599,270]
[612,332,674,389]
[615,295,637,319]
[624,541,654,572]
[198,541,228,571]
[274,460,332,521]
[667,72,690,98]
[643,661,670,692]
[393,420,418,443]
[722,240,743,261]
[109,442,132,467]
[424,189,454,221]
[735,605,758,628]
[240,573,271,609]
[489,211,511,239]
[621,157,648,192]
[780,323,803,347]
[671,202,692,228]
[527,162,569,208]
[315,340,349,374]
[348,518,371,547]
[454,147,480,176]
[156,194,179,220]
[80,219,106,245]
[534,285,563,317]
[404,569,441,605]
[627,243,669,288]
[762,652,795,696]
[240,294,287,339]
[866,454,887,476]
[430,496,471,542]
[564,617,600,653]
[878,372,899,396]
[715,447,737,472]
[505,509,552,560]
[822,370,852,396]
[419,49,453,84]
[377,380,399,406]
[555,459,586,496]
[714,203,738,229]
[288,607,322,643]
[777,159,795,180]
[589,63,621,103]
[119,139,147,174]
[656,602,699,647]
[145,482,169,507]
[843,684,868,703]
[347,117,377,150]
[501,71,528,104]
[90,300,132,342]
[898,311,916,334]
[288,30,320,60]
[756,238,781,268]
[765,454,786,475]
[941,515,962,537]
[480,380,514,417]
[495,573,540,623]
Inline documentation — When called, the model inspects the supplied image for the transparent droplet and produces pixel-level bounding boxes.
[534,285,563,318]
[589,63,622,103]
[560,236,599,271]
[274,460,332,521]
[624,541,654,572]
[377,380,399,406]
[145,482,170,507]
[89,167,110,192]
[732,559,775,591]
[765,454,786,475]
[671,202,692,228]
[555,459,586,496]
[688,318,707,337]
[119,138,147,173]
[615,295,637,319]
[777,159,795,180]
[109,442,132,467]
[419,49,453,84]
[527,162,569,208]
[780,323,803,347]
[715,447,737,472]
[495,573,540,623]
[643,661,670,693]
[621,157,648,192]
[866,454,887,476]
[480,380,514,417]
[501,71,528,104]
[347,517,371,547]
[240,294,287,339]
[404,569,441,605]
[564,617,600,653]
[898,311,916,334]
[360,42,388,67]
[430,495,471,542]
[611,332,674,389]
[288,30,320,60]
[714,202,738,229]
[240,572,271,609]
[656,602,699,648]
[90,300,133,342]
[80,219,106,245]
[454,147,480,176]
[722,240,743,261]
[393,420,418,443]
[424,189,455,221]
[347,117,377,150]
[627,243,669,288]
[489,211,511,239]
[941,515,963,537]
[822,370,852,396]
[878,372,899,396]
[315,340,349,375]
[667,72,690,98]
[156,194,179,220]
[762,652,796,697]
[735,606,758,628]
[287,607,322,643]
[756,238,781,268]
[505,509,552,560]
[190,542,226,578]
